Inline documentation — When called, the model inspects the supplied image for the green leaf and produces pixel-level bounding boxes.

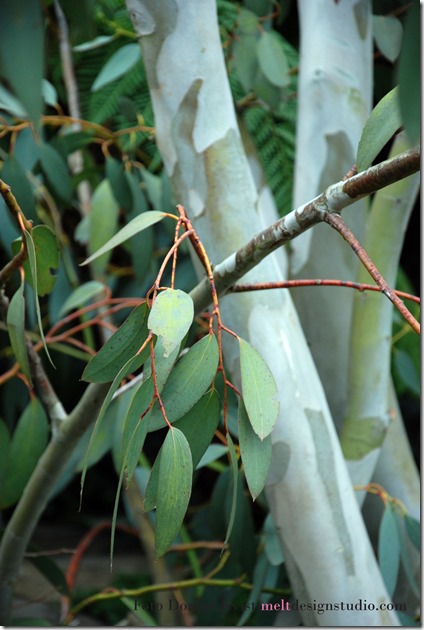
[147,334,219,431]
[0,419,11,498]
[59,281,106,316]
[0,0,44,124]
[404,514,420,551]
[0,398,49,508]
[148,289,194,358]
[145,391,221,512]
[238,337,279,440]
[20,226,60,297]
[2,155,36,222]
[223,432,239,548]
[82,303,150,383]
[38,143,73,202]
[233,34,258,92]
[397,2,419,144]
[26,542,69,597]
[238,397,272,500]
[393,349,420,397]
[373,15,403,63]
[196,443,228,469]
[174,390,221,468]
[256,31,290,88]
[106,157,133,210]
[7,282,32,384]
[395,512,420,598]
[122,377,154,484]
[263,512,284,566]
[378,504,400,597]
[81,210,165,266]
[88,180,119,277]
[357,87,402,172]
[155,427,193,557]
[73,35,116,52]
[237,553,269,626]
[24,229,54,366]
[92,44,141,92]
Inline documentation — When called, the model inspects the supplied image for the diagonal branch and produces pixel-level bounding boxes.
[189,146,420,317]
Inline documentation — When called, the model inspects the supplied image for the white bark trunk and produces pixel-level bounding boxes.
[126,0,399,624]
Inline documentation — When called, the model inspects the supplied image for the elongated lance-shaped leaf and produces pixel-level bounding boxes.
[238,337,279,440]
[378,504,400,597]
[7,282,31,384]
[59,281,106,316]
[146,333,220,431]
[122,377,154,485]
[238,397,272,500]
[155,427,193,557]
[357,87,402,172]
[144,390,221,511]
[223,432,239,549]
[12,226,60,296]
[148,289,194,358]
[24,229,54,366]
[82,303,151,383]
[395,512,420,598]
[80,352,148,505]
[81,211,166,266]
[404,514,420,551]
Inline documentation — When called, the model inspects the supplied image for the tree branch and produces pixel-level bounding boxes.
[189,146,420,313]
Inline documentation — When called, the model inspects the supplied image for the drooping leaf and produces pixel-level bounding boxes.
[237,553,269,626]
[38,143,73,202]
[82,303,150,383]
[263,512,284,566]
[155,428,193,557]
[395,512,420,598]
[238,397,272,500]
[122,377,154,484]
[24,229,54,366]
[393,349,420,397]
[373,15,403,63]
[0,419,11,497]
[144,391,221,511]
[27,542,70,598]
[81,210,165,266]
[92,44,141,92]
[378,504,400,597]
[357,87,402,172]
[106,157,133,210]
[16,226,59,297]
[59,281,106,316]
[174,390,221,468]
[7,282,32,383]
[233,34,258,92]
[148,289,194,358]
[256,31,290,88]
[0,0,44,124]
[397,1,419,144]
[238,337,279,440]
[223,432,239,548]
[87,180,119,277]
[404,514,420,551]
[0,398,49,508]
[146,334,219,431]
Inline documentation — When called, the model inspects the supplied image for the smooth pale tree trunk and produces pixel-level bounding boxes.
[126,0,399,625]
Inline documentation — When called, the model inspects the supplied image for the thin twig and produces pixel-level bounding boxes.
[324,213,420,334]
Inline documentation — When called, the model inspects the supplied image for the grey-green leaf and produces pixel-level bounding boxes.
[155,428,193,557]
[87,180,119,277]
[256,31,290,88]
[238,397,272,500]
[238,337,279,440]
[357,87,402,172]
[404,514,420,551]
[92,44,141,92]
[373,15,403,63]
[146,334,219,431]
[148,289,194,358]
[378,504,400,597]
[39,142,73,202]
[59,281,106,316]
[81,210,165,266]
[7,282,31,384]
[82,303,150,383]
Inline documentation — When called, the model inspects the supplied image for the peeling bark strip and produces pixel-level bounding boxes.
[190,146,420,314]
